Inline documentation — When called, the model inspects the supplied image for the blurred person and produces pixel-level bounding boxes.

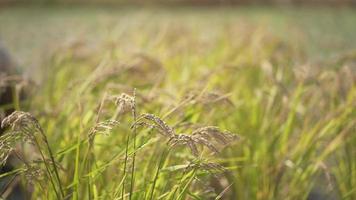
[0,42,28,200]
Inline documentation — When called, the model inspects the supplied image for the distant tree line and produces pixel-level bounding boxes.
[1,0,356,6]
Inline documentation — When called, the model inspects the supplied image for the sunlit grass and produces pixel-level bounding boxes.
[0,6,355,200]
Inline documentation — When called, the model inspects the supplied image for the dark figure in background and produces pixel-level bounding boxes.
[0,43,28,200]
[0,43,16,126]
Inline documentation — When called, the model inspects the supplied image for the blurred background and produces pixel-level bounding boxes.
[1,0,356,5]
[0,0,355,80]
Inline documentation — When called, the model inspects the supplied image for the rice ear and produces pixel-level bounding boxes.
[133,113,175,136]
[193,137,220,154]
[130,112,238,158]
[88,119,120,139]
[187,141,199,157]
[192,126,238,145]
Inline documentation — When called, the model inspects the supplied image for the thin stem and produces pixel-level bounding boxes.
[13,149,30,167]
[129,89,137,200]
[0,173,18,197]
[40,128,65,198]
[149,149,169,200]
[86,92,107,200]
[122,133,130,200]
[86,149,93,200]
[33,137,61,200]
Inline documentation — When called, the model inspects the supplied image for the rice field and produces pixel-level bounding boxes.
[0,5,355,200]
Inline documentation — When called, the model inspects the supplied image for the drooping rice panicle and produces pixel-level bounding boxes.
[192,126,239,145]
[133,113,175,137]
[88,119,120,139]
[1,111,41,143]
[134,113,238,157]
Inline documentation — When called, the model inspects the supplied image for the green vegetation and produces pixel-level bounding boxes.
[0,6,355,199]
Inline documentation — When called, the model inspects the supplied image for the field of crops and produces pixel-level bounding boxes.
[0,5,355,200]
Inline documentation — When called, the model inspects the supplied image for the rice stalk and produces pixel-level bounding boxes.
[129,88,137,200]
[110,91,137,200]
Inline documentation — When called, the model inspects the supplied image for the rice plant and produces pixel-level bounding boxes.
[0,6,355,200]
